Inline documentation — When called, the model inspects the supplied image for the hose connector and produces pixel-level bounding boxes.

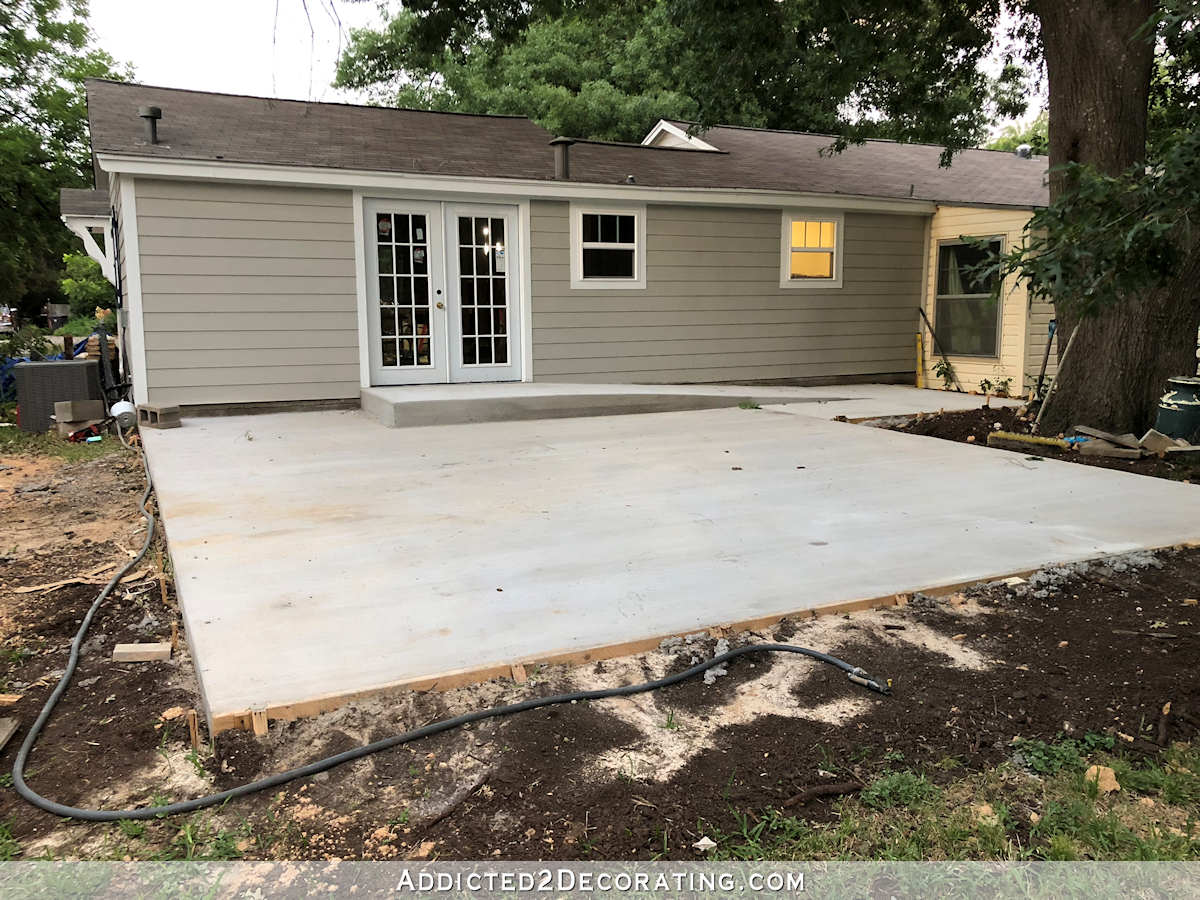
[846,667,892,694]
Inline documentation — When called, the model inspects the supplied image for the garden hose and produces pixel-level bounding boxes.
[11,428,891,822]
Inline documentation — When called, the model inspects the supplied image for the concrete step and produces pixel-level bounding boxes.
[361,385,768,428]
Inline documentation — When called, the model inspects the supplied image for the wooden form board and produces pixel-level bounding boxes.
[206,566,1045,735]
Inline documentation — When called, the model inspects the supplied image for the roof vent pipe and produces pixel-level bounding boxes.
[550,137,575,180]
[138,106,162,144]
[1014,143,1033,159]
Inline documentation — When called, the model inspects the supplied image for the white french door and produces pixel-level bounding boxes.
[445,203,520,383]
[365,199,522,385]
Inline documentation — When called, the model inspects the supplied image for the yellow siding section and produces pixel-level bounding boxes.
[922,205,1035,396]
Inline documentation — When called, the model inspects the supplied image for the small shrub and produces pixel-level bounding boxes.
[932,358,956,390]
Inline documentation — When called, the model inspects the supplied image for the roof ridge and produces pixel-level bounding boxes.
[672,119,1048,159]
[83,79,540,124]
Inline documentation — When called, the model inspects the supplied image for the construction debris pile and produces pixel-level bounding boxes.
[988,424,1200,461]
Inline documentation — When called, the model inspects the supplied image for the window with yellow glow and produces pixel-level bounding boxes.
[788,218,836,280]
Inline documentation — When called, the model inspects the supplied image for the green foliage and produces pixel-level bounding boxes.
[337,6,698,142]
[0,425,120,461]
[0,324,51,361]
[860,770,940,809]
[702,741,1200,861]
[983,126,1200,319]
[987,111,1048,155]
[59,251,113,320]
[0,1,127,319]
[0,820,19,861]
[1011,733,1114,776]
[335,0,1030,152]
[975,3,1199,323]
[932,358,956,390]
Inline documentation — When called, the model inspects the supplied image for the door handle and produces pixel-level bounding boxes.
[436,301,445,309]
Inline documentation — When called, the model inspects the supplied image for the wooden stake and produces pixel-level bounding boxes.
[187,708,201,750]
[159,573,169,606]
[251,708,269,737]
[170,621,179,652]
[510,663,528,683]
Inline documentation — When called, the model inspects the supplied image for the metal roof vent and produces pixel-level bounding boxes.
[550,136,575,180]
[1014,143,1033,159]
[138,106,162,144]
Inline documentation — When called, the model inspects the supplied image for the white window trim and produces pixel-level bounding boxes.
[641,120,721,151]
[779,209,844,289]
[569,203,647,290]
[933,234,1006,360]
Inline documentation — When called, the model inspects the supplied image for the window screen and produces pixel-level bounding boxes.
[581,213,636,279]
[935,239,1002,357]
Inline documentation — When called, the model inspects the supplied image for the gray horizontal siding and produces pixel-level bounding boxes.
[530,201,925,383]
[134,177,358,406]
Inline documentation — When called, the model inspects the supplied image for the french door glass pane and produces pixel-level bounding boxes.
[457,215,510,367]
[378,212,433,368]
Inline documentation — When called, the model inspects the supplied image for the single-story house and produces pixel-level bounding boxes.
[59,80,1054,410]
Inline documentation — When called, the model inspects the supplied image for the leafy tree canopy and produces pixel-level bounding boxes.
[337,4,699,141]
[336,0,1030,152]
[59,250,113,320]
[0,0,126,319]
[987,111,1048,155]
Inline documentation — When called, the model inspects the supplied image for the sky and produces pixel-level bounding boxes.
[88,0,381,103]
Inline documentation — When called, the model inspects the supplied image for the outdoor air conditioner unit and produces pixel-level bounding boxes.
[13,359,103,433]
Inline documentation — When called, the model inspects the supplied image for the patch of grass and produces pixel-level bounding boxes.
[0,427,122,462]
[860,770,940,810]
[185,748,208,779]
[737,400,761,410]
[154,816,247,861]
[0,821,20,861]
[661,709,680,731]
[1011,733,1114,775]
[117,819,146,839]
[706,742,1200,861]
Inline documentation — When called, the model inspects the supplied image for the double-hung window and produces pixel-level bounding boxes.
[935,238,1003,357]
[780,211,843,288]
[569,205,646,289]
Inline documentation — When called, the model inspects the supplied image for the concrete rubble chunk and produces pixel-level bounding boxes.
[1085,764,1121,793]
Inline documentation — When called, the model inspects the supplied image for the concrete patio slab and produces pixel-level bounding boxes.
[143,401,1200,729]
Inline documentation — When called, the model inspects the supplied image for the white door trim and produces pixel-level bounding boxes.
[355,191,531,385]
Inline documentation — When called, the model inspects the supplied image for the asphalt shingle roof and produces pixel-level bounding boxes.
[59,187,111,217]
[85,80,1049,209]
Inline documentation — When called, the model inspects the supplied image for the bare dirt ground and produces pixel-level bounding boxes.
[886,403,1200,482]
[1,438,1199,861]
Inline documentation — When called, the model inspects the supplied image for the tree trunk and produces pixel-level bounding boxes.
[1035,0,1199,434]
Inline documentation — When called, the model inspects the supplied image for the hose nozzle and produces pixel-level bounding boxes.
[847,667,892,694]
